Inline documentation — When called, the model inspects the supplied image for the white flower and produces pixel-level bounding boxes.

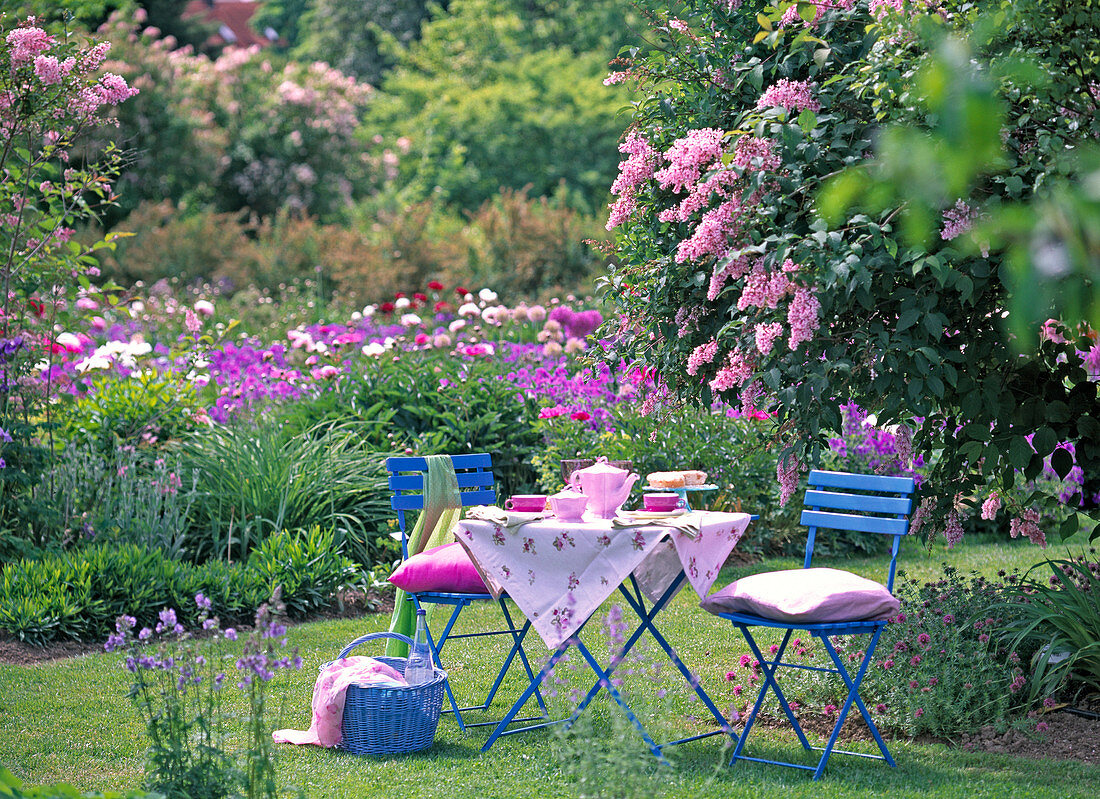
[478,288,498,303]
[130,300,145,315]
[449,319,467,333]
[400,313,422,327]
[193,300,215,316]
[458,302,481,318]
[361,342,387,357]
[351,311,362,321]
[395,297,412,309]
[362,305,376,317]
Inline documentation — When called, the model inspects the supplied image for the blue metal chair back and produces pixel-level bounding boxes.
[386,454,496,558]
[800,469,915,591]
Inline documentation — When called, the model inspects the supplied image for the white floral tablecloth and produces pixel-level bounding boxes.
[454,511,751,649]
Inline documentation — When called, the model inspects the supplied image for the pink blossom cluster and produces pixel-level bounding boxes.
[674,305,703,339]
[777,452,802,506]
[943,508,964,547]
[786,287,821,350]
[675,200,743,264]
[980,492,1001,520]
[941,199,978,241]
[606,131,658,230]
[33,54,75,85]
[1009,507,1046,548]
[757,79,821,113]
[686,339,718,376]
[732,136,781,172]
[5,24,55,65]
[707,254,753,301]
[869,0,929,19]
[780,2,824,29]
[737,259,795,311]
[603,71,630,86]
[653,128,726,194]
[708,348,754,393]
[754,322,784,355]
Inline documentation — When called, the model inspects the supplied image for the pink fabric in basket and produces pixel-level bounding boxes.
[388,541,489,594]
[272,656,406,748]
[700,567,899,623]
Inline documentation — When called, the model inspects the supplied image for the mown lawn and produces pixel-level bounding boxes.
[2,533,1097,798]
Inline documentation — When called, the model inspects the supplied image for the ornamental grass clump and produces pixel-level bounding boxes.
[723,567,1031,739]
[105,590,300,799]
[1001,551,1100,704]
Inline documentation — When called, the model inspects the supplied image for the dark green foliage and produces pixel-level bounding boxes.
[294,0,432,85]
[61,372,204,452]
[0,531,360,645]
[0,766,161,798]
[370,0,639,214]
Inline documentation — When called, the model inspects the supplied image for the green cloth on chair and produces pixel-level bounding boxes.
[386,454,462,657]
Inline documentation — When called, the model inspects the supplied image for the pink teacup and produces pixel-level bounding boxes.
[549,491,588,522]
[643,493,683,512]
[505,495,547,512]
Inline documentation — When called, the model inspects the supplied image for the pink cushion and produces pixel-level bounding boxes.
[388,542,489,594]
[700,567,899,623]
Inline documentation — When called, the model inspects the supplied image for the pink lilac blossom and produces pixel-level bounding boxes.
[980,492,1001,520]
[606,131,658,230]
[786,288,821,350]
[777,452,802,506]
[33,55,64,85]
[708,349,754,393]
[869,0,928,18]
[739,380,765,412]
[708,254,752,301]
[757,79,821,113]
[754,322,785,356]
[686,340,719,376]
[733,136,781,172]
[780,2,823,27]
[941,199,978,241]
[737,261,769,310]
[6,26,55,66]
[675,201,740,264]
[944,508,964,548]
[654,129,726,194]
[603,71,630,86]
[1009,507,1047,548]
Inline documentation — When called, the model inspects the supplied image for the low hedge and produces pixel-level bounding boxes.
[0,526,360,646]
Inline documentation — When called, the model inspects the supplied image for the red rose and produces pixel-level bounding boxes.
[414,292,427,302]
[454,286,468,296]
[434,301,450,312]
[428,281,444,291]
[570,411,591,421]
[380,301,395,313]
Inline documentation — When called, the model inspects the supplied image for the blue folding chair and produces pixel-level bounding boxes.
[386,454,548,730]
[705,469,915,779]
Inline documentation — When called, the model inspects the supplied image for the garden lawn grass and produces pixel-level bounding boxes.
[2,533,1097,797]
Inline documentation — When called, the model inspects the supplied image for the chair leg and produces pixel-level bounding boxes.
[813,628,894,780]
[421,599,471,730]
[730,628,814,766]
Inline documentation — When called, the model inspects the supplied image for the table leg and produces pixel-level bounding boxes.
[568,574,737,752]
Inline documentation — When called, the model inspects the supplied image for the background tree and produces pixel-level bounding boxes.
[294,0,434,86]
[369,0,641,214]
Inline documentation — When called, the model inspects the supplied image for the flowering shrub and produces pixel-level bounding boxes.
[105,591,300,799]
[601,0,1100,547]
[0,15,137,545]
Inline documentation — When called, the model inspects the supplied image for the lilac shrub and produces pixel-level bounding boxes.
[106,592,300,799]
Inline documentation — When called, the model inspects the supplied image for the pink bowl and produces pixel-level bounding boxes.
[505,495,547,512]
[643,493,682,512]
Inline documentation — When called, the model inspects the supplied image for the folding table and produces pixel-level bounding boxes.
[453,511,752,762]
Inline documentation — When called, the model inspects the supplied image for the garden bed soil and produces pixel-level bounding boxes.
[2,590,1098,768]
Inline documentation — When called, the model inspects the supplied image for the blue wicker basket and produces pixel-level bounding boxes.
[331,631,447,756]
